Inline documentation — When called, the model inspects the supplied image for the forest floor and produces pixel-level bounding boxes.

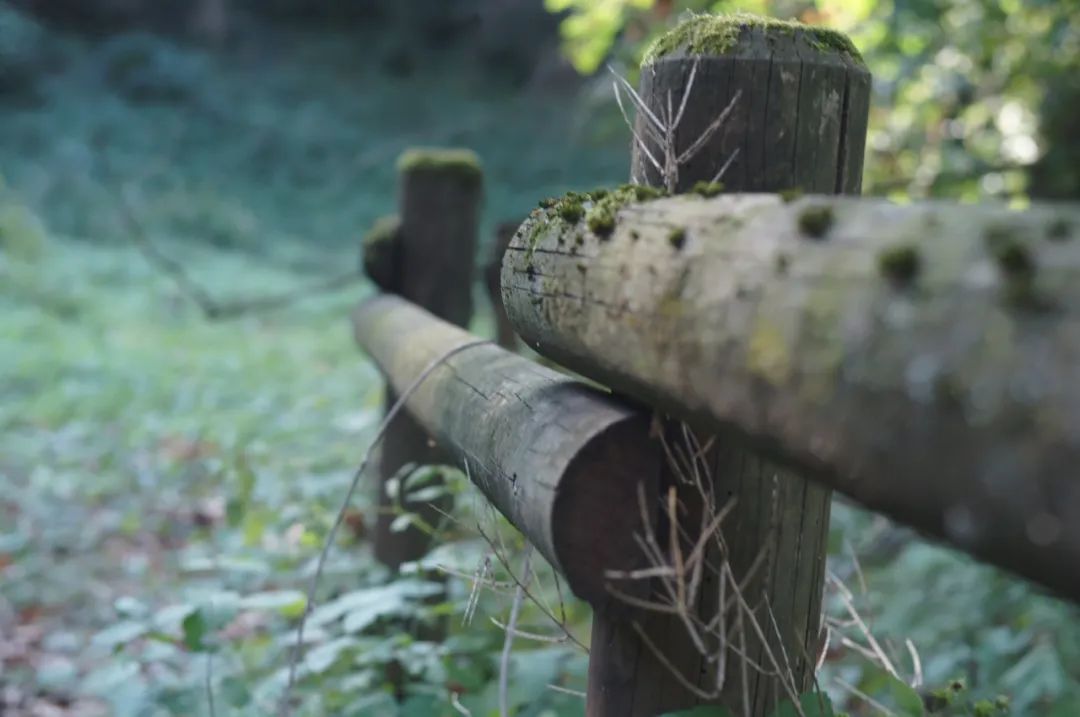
[1,17,1078,717]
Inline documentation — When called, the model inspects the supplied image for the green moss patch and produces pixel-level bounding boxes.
[877,244,921,287]
[797,204,833,239]
[668,227,687,249]
[360,214,401,290]
[557,196,585,223]
[583,184,666,239]
[642,12,864,67]
[779,187,804,203]
[396,147,482,185]
[984,224,1045,308]
[1047,217,1071,242]
[692,181,725,198]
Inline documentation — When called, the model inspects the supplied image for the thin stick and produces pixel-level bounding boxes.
[278,339,490,716]
[500,544,534,717]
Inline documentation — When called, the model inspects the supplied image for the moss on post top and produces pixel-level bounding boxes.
[641,12,863,67]
[396,147,483,185]
[360,214,401,291]
[362,214,400,248]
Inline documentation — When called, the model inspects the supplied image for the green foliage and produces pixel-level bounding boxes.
[102,32,210,104]
[0,189,47,261]
[545,0,655,73]
[550,0,1079,201]
[0,23,623,716]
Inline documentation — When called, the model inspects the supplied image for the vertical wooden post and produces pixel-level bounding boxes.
[370,148,483,570]
[587,16,870,716]
[485,220,521,350]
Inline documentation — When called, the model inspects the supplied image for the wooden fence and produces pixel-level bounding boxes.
[351,15,1080,717]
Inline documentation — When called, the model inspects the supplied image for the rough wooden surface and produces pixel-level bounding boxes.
[353,294,662,604]
[632,25,870,194]
[588,23,872,716]
[372,151,483,570]
[503,192,1080,602]
[486,221,521,349]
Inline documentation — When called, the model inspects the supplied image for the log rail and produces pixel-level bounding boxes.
[501,192,1080,601]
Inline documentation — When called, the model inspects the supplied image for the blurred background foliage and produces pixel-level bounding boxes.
[0,0,1078,715]
[549,0,1080,202]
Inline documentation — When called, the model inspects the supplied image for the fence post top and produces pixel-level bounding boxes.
[396,147,483,185]
[640,11,864,68]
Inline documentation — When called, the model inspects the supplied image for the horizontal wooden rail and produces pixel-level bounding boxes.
[501,192,1080,602]
[352,294,660,604]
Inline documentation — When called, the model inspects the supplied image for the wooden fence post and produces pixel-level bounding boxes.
[587,16,871,716]
[486,221,521,350]
[369,148,483,571]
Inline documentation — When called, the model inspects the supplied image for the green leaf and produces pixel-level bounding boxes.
[239,589,307,618]
[304,636,359,674]
[888,677,926,716]
[92,620,148,650]
[770,692,837,717]
[181,609,208,651]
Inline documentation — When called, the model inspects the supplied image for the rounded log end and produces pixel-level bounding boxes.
[551,413,662,606]
[640,12,864,68]
[361,214,401,292]
[396,147,483,187]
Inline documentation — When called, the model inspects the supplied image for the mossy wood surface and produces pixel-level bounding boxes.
[486,221,521,349]
[372,150,483,571]
[503,193,1080,603]
[353,294,662,604]
[584,21,870,717]
[633,25,870,195]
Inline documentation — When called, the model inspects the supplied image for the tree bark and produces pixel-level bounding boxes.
[353,294,662,604]
[502,192,1080,603]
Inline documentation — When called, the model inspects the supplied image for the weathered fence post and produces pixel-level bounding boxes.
[486,221,521,350]
[367,148,483,571]
[586,15,871,716]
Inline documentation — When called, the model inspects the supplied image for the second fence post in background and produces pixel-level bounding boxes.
[587,15,871,716]
[486,220,521,350]
[369,148,483,571]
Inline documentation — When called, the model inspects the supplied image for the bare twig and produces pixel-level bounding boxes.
[609,63,741,193]
[546,684,586,699]
[500,544,534,717]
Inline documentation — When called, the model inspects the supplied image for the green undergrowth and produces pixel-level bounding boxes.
[1,14,1078,717]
